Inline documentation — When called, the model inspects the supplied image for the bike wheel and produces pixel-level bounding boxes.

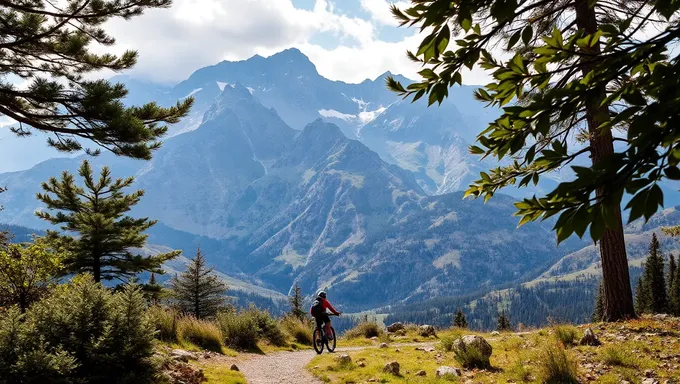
[313,328,324,354]
[325,327,337,352]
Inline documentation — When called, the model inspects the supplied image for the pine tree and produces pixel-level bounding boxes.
[170,247,227,319]
[670,260,680,316]
[0,1,193,159]
[644,234,668,313]
[592,281,604,322]
[36,160,179,282]
[497,311,511,331]
[635,275,652,314]
[144,273,163,306]
[289,282,305,321]
[669,254,677,295]
[454,308,468,328]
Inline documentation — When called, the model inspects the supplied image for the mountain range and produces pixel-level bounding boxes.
[0,48,676,312]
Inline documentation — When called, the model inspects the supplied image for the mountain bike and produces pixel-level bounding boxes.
[313,314,339,354]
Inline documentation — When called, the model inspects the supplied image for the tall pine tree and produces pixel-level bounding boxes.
[0,0,193,159]
[669,254,677,295]
[644,234,668,313]
[635,275,651,314]
[289,282,305,321]
[670,260,680,316]
[170,247,227,319]
[36,160,179,282]
[454,308,468,328]
[592,281,604,322]
[497,311,511,331]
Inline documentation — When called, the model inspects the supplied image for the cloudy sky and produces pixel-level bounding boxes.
[105,0,491,85]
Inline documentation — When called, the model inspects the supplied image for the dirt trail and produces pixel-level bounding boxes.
[236,342,436,384]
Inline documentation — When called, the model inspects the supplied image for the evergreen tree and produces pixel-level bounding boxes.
[592,281,604,322]
[497,311,511,331]
[670,260,680,316]
[143,273,163,306]
[635,275,652,314]
[289,282,305,321]
[0,0,193,159]
[170,247,227,319]
[669,254,677,294]
[454,308,468,328]
[388,0,680,322]
[36,160,179,282]
[644,234,668,313]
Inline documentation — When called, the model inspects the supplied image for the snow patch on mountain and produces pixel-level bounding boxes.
[319,109,356,121]
[183,88,202,99]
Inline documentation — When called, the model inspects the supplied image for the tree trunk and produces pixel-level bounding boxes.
[93,251,101,283]
[574,0,636,321]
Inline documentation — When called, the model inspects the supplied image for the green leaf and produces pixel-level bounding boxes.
[507,31,521,50]
[664,166,680,180]
[461,17,472,32]
[522,26,533,45]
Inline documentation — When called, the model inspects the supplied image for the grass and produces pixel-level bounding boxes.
[176,316,224,353]
[307,317,680,384]
[553,324,580,346]
[344,321,382,339]
[537,342,579,384]
[198,361,247,384]
[281,316,313,345]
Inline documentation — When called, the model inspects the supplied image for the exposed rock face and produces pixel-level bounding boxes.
[387,322,405,333]
[579,328,601,346]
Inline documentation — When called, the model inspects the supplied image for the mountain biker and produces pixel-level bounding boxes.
[310,290,341,340]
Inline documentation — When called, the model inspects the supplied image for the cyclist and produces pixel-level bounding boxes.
[310,290,341,340]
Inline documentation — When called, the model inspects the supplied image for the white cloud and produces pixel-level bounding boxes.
[360,0,409,26]
[93,0,493,85]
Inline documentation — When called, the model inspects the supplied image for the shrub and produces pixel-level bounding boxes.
[601,346,637,367]
[453,343,490,369]
[344,321,382,339]
[439,336,455,352]
[217,310,260,350]
[244,306,287,347]
[148,305,179,342]
[508,359,532,383]
[176,316,223,353]
[538,343,579,384]
[281,316,313,345]
[553,325,580,346]
[0,275,157,384]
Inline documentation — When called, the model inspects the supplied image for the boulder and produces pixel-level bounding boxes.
[335,354,352,364]
[419,325,437,337]
[579,328,601,346]
[230,364,239,372]
[453,335,493,360]
[387,322,405,333]
[436,366,461,378]
[490,331,500,336]
[416,370,426,376]
[170,349,197,363]
[383,361,400,375]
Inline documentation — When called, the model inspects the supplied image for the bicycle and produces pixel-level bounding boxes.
[313,313,339,354]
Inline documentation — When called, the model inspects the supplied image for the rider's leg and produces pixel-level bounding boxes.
[325,318,333,339]
[315,317,323,342]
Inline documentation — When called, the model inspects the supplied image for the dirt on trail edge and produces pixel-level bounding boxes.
[235,342,435,384]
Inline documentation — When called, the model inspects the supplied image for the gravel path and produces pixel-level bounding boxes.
[236,342,436,384]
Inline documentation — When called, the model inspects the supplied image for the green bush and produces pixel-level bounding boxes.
[0,275,157,384]
[538,343,579,384]
[553,325,580,346]
[453,343,490,369]
[281,316,313,345]
[439,336,455,352]
[147,305,179,342]
[176,316,223,353]
[244,306,287,347]
[344,321,382,339]
[217,310,260,350]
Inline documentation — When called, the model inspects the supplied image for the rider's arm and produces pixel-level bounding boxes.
[323,300,341,315]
